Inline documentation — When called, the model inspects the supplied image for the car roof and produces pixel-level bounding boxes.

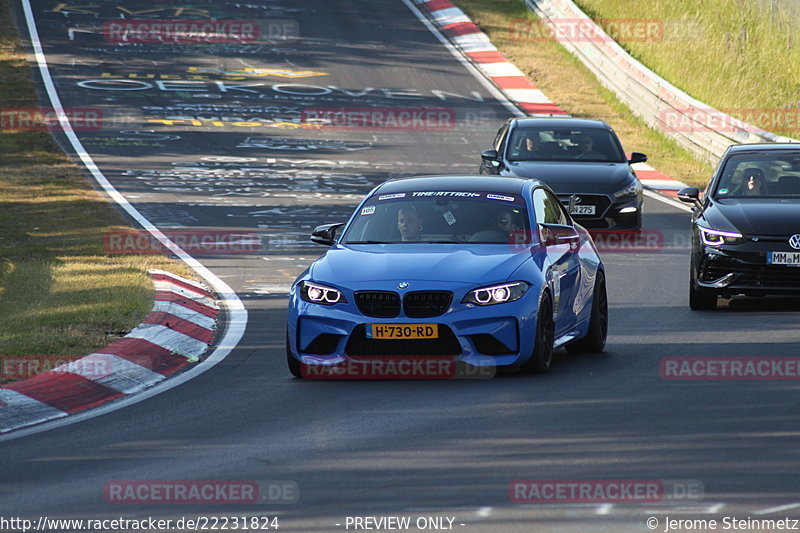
[374,175,539,195]
[508,116,612,130]
[726,143,800,154]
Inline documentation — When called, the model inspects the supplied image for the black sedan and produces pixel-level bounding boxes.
[480,117,647,229]
[679,143,800,309]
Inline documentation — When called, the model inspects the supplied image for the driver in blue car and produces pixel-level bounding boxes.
[397,205,423,241]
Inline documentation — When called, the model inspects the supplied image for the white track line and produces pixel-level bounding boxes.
[2,0,248,441]
[402,0,692,215]
[399,0,525,118]
[644,189,693,212]
[595,503,613,515]
[753,502,800,515]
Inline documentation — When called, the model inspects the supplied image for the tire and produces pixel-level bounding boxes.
[689,283,717,310]
[632,212,642,230]
[286,331,303,378]
[520,291,555,373]
[566,270,608,353]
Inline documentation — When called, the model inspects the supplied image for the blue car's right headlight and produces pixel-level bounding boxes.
[462,281,529,306]
[299,281,346,305]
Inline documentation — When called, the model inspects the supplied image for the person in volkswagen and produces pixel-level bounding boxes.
[738,168,766,196]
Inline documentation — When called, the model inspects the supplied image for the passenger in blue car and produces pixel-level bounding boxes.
[470,208,523,243]
[397,205,423,242]
[492,209,521,235]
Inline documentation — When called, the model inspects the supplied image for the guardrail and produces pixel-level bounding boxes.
[524,0,797,166]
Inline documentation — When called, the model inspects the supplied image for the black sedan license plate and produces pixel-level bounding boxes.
[569,205,596,215]
[366,324,439,339]
[767,251,800,266]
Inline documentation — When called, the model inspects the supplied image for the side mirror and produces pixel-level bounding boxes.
[540,223,580,247]
[677,187,703,209]
[481,149,498,161]
[628,152,648,165]
[481,149,501,167]
[310,223,344,246]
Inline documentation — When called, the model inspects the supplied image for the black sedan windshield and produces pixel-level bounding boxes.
[714,153,800,198]
[506,127,625,163]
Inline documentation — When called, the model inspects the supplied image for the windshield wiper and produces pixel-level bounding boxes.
[344,240,391,244]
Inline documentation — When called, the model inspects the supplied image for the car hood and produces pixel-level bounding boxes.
[706,198,800,236]
[503,161,633,192]
[310,244,531,285]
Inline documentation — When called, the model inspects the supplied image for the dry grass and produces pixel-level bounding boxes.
[452,0,713,187]
[0,0,192,360]
[576,0,800,138]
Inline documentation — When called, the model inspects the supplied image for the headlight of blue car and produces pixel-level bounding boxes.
[299,281,347,305]
[462,281,529,306]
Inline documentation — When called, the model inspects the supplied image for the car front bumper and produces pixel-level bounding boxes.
[694,242,800,296]
[287,285,542,368]
[558,194,642,229]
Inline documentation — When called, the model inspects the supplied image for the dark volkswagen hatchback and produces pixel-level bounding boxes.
[480,117,647,229]
[679,143,800,309]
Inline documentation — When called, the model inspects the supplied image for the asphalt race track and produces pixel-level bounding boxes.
[4,0,800,531]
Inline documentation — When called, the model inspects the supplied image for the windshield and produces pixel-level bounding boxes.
[714,152,800,198]
[506,126,625,163]
[342,191,531,244]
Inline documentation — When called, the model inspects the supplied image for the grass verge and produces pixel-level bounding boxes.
[574,0,800,138]
[450,0,714,187]
[0,2,192,362]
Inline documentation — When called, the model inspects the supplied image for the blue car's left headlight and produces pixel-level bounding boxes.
[299,281,347,305]
[462,281,529,306]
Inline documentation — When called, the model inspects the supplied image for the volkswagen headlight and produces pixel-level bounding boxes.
[699,227,745,246]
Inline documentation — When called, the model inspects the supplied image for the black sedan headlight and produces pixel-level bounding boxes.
[698,226,746,246]
[462,282,529,306]
[613,180,642,199]
[299,281,346,305]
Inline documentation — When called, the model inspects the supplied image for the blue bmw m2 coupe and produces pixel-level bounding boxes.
[287,175,607,377]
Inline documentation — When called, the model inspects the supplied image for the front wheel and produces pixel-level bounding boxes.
[286,331,303,378]
[520,291,555,373]
[689,283,717,310]
[566,270,608,353]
